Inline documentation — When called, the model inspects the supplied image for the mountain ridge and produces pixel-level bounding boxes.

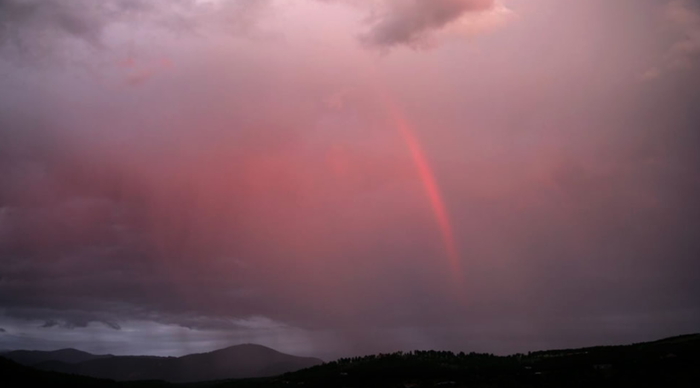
[13,343,322,383]
[2,334,699,387]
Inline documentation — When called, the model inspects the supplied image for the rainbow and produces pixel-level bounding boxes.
[385,100,462,278]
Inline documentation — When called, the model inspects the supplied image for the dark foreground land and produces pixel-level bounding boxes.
[2,334,699,388]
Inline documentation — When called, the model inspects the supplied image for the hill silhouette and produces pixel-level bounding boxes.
[28,344,322,383]
[1,335,699,387]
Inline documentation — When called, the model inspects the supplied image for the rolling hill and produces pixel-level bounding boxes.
[31,344,322,383]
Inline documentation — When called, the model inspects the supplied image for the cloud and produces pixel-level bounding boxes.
[0,0,104,44]
[40,318,120,330]
[358,0,498,49]
[644,0,700,78]
[0,0,273,59]
[0,0,137,56]
[665,0,700,69]
[0,0,509,58]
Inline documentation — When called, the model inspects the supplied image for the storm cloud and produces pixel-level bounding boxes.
[359,0,496,48]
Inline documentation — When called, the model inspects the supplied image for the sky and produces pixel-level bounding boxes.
[0,0,699,361]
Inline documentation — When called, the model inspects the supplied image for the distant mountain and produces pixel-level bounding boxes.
[3,348,111,366]
[34,344,323,383]
[176,343,323,382]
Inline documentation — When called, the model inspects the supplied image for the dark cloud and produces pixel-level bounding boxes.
[41,319,59,328]
[359,0,495,48]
